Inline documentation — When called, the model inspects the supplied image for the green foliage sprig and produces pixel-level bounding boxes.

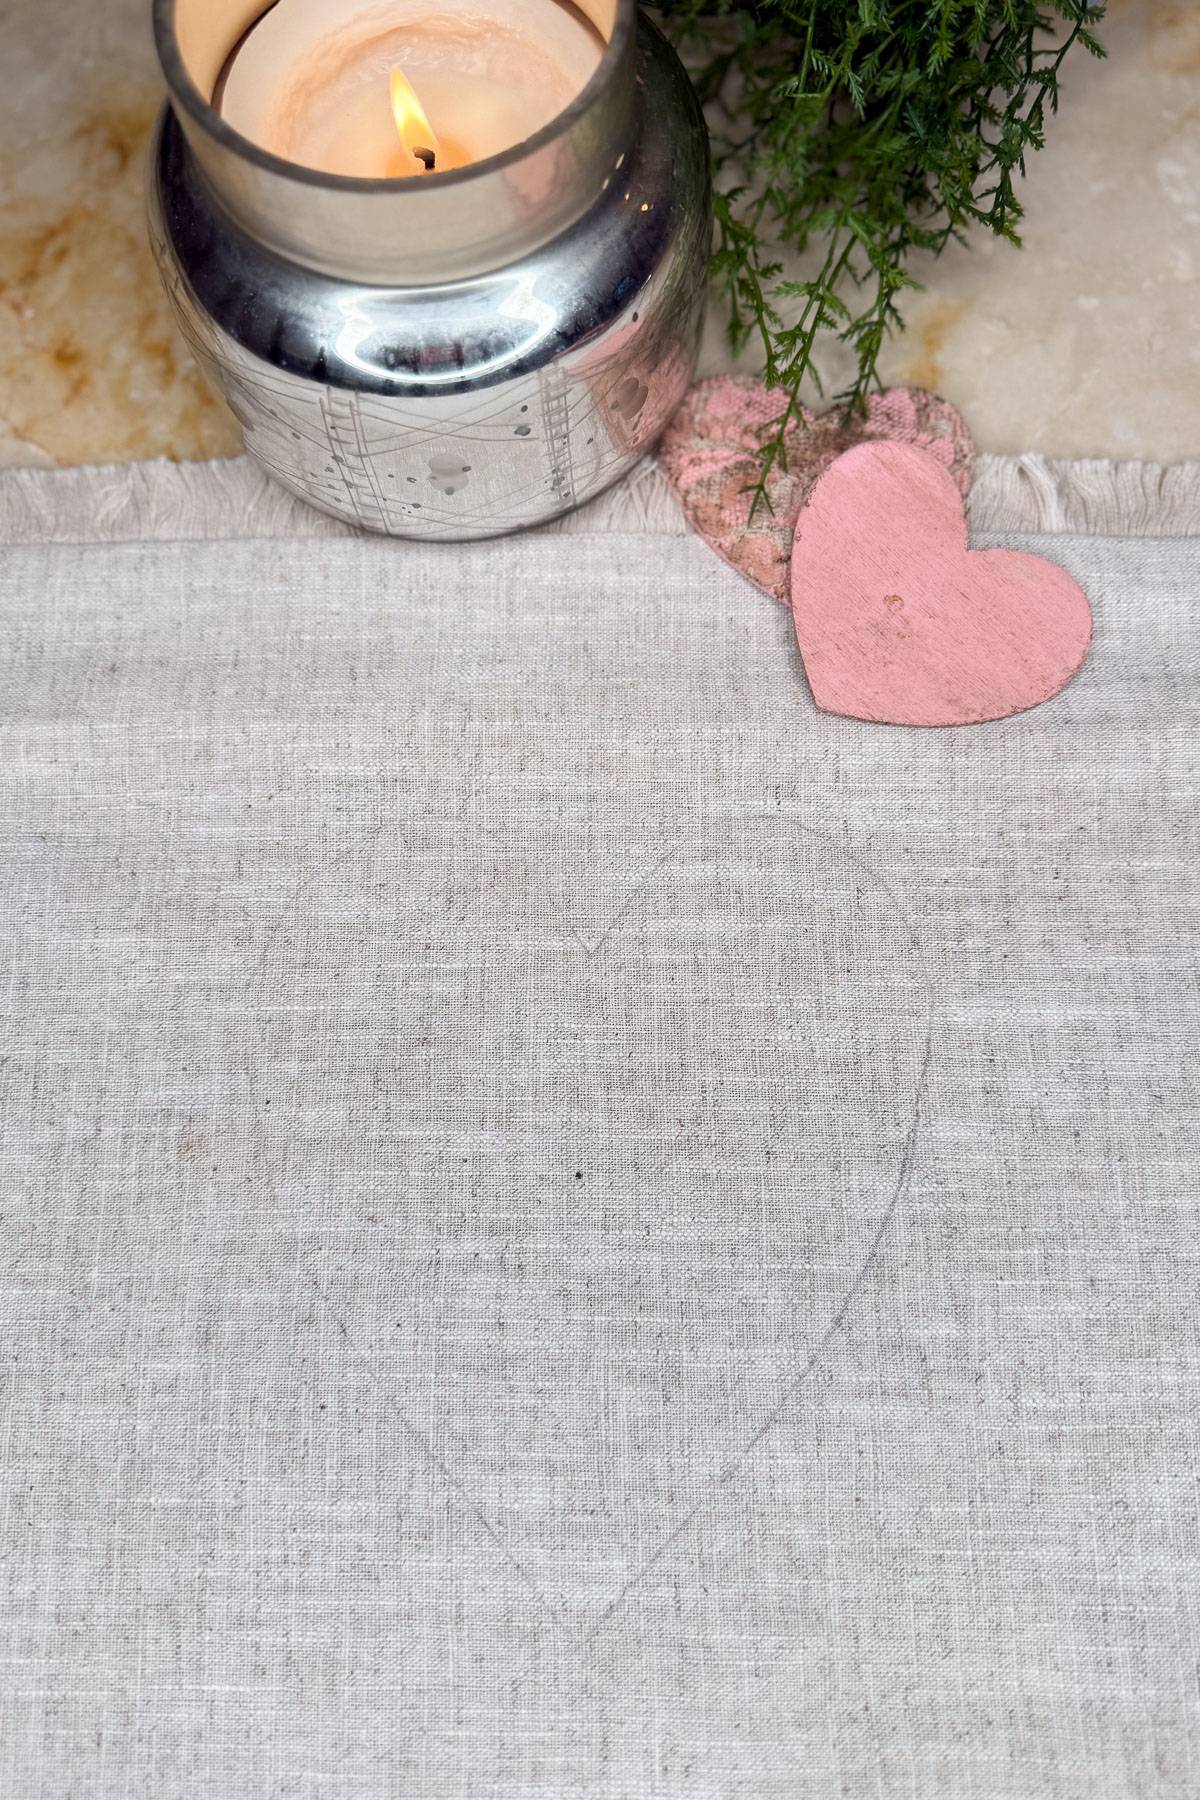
[658,0,1106,502]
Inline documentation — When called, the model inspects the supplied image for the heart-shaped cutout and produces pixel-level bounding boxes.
[660,377,974,602]
[791,441,1093,726]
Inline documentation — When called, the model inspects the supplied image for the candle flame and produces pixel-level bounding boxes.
[390,68,441,173]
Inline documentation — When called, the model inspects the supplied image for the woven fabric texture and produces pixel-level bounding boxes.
[0,469,1198,1797]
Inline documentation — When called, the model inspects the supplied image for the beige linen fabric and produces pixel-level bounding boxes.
[0,452,1198,547]
[0,461,1198,1797]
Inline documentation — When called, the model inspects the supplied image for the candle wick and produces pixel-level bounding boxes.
[414,146,437,172]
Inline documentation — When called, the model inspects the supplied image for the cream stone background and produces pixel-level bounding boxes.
[0,0,1195,470]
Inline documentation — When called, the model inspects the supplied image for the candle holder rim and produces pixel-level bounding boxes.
[152,0,637,194]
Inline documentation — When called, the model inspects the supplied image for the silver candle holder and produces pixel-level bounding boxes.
[149,0,711,540]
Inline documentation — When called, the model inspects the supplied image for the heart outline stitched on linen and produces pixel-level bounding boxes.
[249,816,934,1638]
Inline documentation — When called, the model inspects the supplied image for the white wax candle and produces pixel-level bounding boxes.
[220,0,604,179]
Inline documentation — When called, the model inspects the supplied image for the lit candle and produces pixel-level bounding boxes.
[219,0,604,180]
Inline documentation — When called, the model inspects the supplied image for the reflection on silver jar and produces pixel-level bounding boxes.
[149,0,712,541]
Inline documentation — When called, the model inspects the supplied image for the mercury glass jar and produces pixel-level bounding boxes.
[148,0,711,540]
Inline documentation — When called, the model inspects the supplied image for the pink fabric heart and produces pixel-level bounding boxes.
[659,377,974,602]
[791,441,1093,727]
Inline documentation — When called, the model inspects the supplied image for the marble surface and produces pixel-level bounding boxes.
[0,0,1195,470]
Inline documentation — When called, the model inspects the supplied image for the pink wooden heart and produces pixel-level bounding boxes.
[791,441,1093,726]
[659,377,974,603]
